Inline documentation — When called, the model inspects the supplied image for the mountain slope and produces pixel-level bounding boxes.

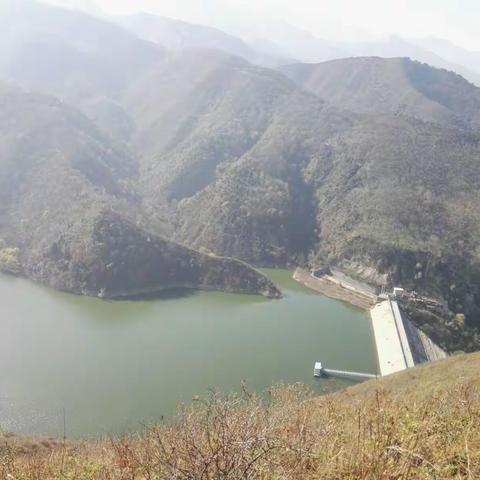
[0,3,479,338]
[0,83,280,298]
[0,0,165,97]
[121,52,480,333]
[281,57,480,130]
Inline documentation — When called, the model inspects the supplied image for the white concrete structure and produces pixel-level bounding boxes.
[370,300,413,376]
[322,368,377,380]
[390,299,415,368]
[314,362,323,377]
[393,287,405,298]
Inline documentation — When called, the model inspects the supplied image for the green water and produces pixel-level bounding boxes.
[0,269,375,438]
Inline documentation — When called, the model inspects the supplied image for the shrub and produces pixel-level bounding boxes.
[0,247,21,274]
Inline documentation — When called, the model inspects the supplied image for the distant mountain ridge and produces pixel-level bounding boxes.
[113,13,290,68]
[0,0,166,146]
[210,17,480,86]
[414,37,480,77]
[337,35,480,87]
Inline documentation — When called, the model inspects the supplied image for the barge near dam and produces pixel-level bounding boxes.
[294,268,447,378]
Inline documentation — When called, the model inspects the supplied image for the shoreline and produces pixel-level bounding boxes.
[292,268,377,310]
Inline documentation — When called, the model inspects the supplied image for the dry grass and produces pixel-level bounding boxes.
[2,353,480,479]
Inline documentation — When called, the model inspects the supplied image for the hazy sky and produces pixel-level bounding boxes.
[48,0,480,50]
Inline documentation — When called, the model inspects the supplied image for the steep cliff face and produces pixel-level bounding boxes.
[399,292,480,353]
[326,250,480,351]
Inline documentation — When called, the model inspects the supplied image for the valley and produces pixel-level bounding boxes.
[1,0,480,352]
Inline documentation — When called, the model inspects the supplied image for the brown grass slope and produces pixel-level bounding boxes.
[2,353,480,479]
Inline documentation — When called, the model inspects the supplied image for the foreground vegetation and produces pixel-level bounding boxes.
[2,353,479,479]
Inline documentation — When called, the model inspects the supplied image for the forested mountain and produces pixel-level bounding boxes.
[281,57,480,130]
[117,51,480,332]
[0,82,280,298]
[1,0,480,338]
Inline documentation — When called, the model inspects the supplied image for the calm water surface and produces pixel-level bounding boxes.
[0,269,376,438]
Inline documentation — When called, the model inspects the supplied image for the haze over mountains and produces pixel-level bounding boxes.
[234,23,480,87]
[1,0,480,347]
[42,0,480,85]
[112,12,480,87]
[114,13,287,68]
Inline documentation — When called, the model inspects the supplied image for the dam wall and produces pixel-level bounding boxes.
[370,298,446,376]
[292,268,447,377]
[370,300,412,375]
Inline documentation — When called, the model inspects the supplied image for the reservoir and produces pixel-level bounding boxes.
[0,269,376,438]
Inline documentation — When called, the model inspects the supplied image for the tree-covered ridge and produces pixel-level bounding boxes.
[0,83,280,298]
[281,56,480,130]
